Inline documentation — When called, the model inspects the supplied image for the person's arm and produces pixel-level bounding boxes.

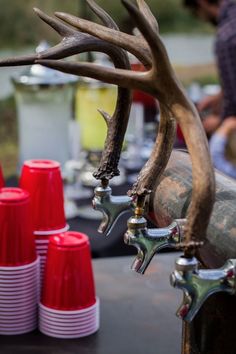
[209,117,236,178]
[216,38,236,118]
[197,90,223,115]
[197,93,223,135]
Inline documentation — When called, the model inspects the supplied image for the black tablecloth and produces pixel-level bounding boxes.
[0,254,182,354]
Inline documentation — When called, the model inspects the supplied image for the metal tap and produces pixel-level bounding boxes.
[92,179,133,236]
[170,255,236,322]
[124,198,186,274]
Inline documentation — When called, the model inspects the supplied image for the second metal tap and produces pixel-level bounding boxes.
[124,198,186,274]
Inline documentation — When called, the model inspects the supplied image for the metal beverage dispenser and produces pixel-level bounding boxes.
[12,41,78,169]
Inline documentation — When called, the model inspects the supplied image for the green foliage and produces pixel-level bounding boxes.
[0,95,17,141]
[0,95,18,177]
[0,0,212,48]
[193,74,219,86]
[146,0,212,33]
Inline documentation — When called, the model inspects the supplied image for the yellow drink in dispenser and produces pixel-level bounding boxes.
[76,80,117,151]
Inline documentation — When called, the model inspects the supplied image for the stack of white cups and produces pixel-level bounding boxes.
[0,188,40,335]
[35,227,69,285]
[39,299,100,339]
[0,259,40,335]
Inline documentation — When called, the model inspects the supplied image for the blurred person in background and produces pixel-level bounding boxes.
[210,117,236,178]
[183,0,236,135]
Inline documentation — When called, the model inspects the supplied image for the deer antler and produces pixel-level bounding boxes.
[0,3,132,180]
[55,0,176,197]
[55,0,160,68]
[0,0,176,198]
[55,11,151,68]
[37,0,215,255]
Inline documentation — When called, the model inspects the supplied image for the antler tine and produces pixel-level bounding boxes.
[0,7,128,65]
[129,108,176,196]
[84,0,132,180]
[35,60,150,91]
[86,0,119,30]
[122,0,171,76]
[0,8,80,67]
[33,7,77,37]
[136,0,159,33]
[54,12,151,68]
[0,54,37,67]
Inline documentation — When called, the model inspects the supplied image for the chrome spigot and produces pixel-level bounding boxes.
[124,213,186,274]
[92,180,133,236]
[170,255,236,322]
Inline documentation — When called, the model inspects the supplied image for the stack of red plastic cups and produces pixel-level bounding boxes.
[0,188,39,335]
[0,164,5,188]
[39,232,100,338]
[20,160,69,284]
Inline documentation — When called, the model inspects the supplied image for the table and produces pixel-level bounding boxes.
[0,253,182,354]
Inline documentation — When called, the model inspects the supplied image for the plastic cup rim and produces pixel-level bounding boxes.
[0,304,38,312]
[39,323,98,336]
[0,283,38,291]
[0,312,37,323]
[0,321,37,330]
[36,240,50,244]
[0,317,37,331]
[0,293,39,304]
[34,224,69,236]
[0,257,39,271]
[0,297,39,305]
[0,289,40,299]
[38,328,98,339]
[39,321,98,331]
[0,273,39,281]
[39,321,98,332]
[0,270,39,281]
[0,279,39,287]
[39,297,99,315]
[39,310,97,322]
[0,328,36,335]
[0,284,38,296]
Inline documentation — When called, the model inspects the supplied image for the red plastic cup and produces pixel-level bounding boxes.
[20,160,66,232]
[131,63,156,107]
[0,188,36,266]
[41,232,96,310]
[0,165,4,188]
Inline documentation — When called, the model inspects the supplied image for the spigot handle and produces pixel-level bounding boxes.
[170,257,236,322]
[125,218,186,274]
[93,184,133,236]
